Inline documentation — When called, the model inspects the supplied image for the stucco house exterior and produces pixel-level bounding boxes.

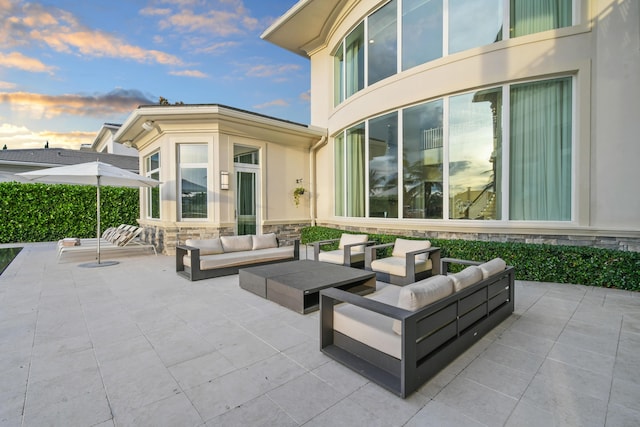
[258,0,640,251]
[118,0,640,255]
[113,104,325,254]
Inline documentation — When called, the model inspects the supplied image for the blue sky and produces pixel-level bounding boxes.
[0,0,306,149]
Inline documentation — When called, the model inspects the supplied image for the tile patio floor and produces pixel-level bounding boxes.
[1,243,639,426]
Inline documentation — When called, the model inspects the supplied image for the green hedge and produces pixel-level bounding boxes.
[301,226,640,291]
[0,182,139,243]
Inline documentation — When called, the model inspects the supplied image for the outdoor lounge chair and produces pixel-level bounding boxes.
[57,225,156,261]
[365,238,440,285]
[312,234,375,268]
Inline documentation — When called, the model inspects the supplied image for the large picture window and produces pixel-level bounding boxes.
[334,77,572,222]
[369,112,398,218]
[449,0,502,54]
[345,22,365,98]
[179,144,208,219]
[402,0,442,70]
[332,0,575,103]
[403,100,444,219]
[368,0,397,86]
[145,152,160,219]
[449,88,502,220]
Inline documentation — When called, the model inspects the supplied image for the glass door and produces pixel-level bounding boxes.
[235,166,258,235]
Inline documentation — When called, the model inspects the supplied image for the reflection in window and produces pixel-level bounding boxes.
[449,0,502,54]
[403,100,443,219]
[510,0,572,37]
[402,0,442,70]
[145,152,160,219]
[510,78,572,220]
[449,88,502,220]
[179,144,208,219]
[369,112,398,218]
[345,22,365,98]
[368,0,397,86]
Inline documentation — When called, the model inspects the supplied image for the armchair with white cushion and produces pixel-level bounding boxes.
[312,233,375,268]
[365,238,440,285]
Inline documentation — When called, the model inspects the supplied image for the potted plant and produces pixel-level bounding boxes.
[293,186,305,207]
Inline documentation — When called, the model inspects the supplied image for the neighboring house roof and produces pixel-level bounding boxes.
[0,148,139,172]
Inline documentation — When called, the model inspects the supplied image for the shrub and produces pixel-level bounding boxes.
[0,182,139,243]
[301,226,640,291]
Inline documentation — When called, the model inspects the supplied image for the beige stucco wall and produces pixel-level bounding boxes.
[122,106,324,254]
[307,0,640,239]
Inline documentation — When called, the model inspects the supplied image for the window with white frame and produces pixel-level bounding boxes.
[144,152,160,219]
[178,144,208,220]
[333,0,573,103]
[334,77,572,221]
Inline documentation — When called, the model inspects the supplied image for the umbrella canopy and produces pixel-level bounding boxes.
[17,161,159,188]
[17,161,160,266]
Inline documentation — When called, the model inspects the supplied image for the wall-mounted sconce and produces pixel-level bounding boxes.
[141,120,155,132]
[220,171,229,190]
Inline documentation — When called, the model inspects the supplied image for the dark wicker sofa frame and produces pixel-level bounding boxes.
[320,258,515,398]
[176,239,300,281]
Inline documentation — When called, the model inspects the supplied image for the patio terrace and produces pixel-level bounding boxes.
[1,243,639,426]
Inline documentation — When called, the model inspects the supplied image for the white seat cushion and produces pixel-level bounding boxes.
[183,246,294,270]
[391,238,431,261]
[392,275,454,334]
[334,285,403,359]
[478,258,506,279]
[449,265,483,292]
[185,238,223,255]
[318,249,365,265]
[369,256,432,277]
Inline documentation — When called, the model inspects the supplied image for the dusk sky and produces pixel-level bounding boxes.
[0,0,307,150]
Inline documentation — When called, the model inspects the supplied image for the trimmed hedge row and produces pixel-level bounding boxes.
[301,226,640,291]
[0,182,139,243]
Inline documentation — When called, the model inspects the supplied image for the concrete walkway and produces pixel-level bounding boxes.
[1,243,639,426]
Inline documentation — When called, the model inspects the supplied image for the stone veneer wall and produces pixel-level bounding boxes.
[316,223,640,253]
[139,221,312,255]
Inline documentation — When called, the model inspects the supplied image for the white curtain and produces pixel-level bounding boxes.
[510,78,572,220]
[346,125,366,217]
[511,0,571,37]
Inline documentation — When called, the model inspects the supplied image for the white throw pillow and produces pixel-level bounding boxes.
[392,275,454,335]
[478,258,507,279]
[450,266,484,292]
[185,238,223,256]
[220,235,253,253]
[252,233,278,250]
[338,234,368,253]
[391,238,431,261]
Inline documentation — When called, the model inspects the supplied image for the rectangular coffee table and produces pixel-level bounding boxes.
[239,260,376,314]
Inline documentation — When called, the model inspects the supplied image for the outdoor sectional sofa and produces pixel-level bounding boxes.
[320,257,515,398]
[176,233,299,281]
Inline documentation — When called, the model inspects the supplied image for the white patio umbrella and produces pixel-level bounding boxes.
[17,161,160,267]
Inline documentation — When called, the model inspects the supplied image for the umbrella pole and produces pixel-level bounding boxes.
[97,176,101,264]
